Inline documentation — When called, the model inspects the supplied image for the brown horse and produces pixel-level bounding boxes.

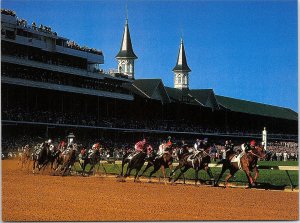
[54,144,78,176]
[214,146,266,188]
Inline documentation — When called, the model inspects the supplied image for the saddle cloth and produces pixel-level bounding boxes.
[230,154,244,170]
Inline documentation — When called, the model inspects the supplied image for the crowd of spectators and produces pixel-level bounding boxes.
[1,9,16,17]
[2,9,103,55]
[2,64,127,94]
[267,141,298,161]
[2,107,297,142]
[66,41,102,55]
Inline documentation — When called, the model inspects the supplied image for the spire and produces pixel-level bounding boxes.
[173,38,191,72]
[116,19,137,59]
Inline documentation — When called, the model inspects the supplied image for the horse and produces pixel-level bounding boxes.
[119,145,153,182]
[214,145,266,188]
[54,143,79,176]
[32,143,50,174]
[138,145,175,183]
[18,145,31,169]
[80,148,102,176]
[170,148,214,186]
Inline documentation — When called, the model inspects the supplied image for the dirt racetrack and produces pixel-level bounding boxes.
[2,160,299,221]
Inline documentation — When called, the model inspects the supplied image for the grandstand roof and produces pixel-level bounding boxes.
[189,89,220,110]
[129,79,170,103]
[116,19,137,59]
[125,79,297,121]
[215,95,298,121]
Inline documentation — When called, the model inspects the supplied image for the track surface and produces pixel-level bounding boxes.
[2,160,299,221]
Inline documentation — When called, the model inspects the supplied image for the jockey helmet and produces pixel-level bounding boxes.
[166,141,172,148]
[25,144,29,148]
[250,140,256,146]
[92,143,100,149]
[142,138,147,143]
[203,138,208,143]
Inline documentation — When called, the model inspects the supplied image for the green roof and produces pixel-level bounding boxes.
[132,79,170,103]
[189,89,220,109]
[215,95,298,121]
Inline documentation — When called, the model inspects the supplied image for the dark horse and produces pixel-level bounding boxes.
[32,143,50,174]
[214,145,266,188]
[170,149,214,186]
[80,148,101,176]
[119,145,153,182]
[138,146,175,183]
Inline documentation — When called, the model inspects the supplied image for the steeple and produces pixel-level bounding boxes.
[173,38,191,72]
[173,38,191,89]
[116,18,137,79]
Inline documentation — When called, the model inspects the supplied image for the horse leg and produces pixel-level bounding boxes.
[134,166,143,182]
[161,165,167,184]
[244,168,255,188]
[148,166,160,183]
[139,162,152,178]
[253,167,259,184]
[195,168,199,186]
[32,160,36,174]
[214,165,228,186]
[169,164,181,182]
[224,168,238,188]
[172,166,189,184]
[205,166,215,185]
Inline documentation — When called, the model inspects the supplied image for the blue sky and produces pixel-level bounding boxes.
[2,0,298,112]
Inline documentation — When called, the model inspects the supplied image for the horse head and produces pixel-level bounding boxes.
[252,146,266,159]
[146,145,153,156]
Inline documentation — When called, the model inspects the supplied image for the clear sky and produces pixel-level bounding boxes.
[2,0,298,112]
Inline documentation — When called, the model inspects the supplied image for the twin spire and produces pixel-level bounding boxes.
[115,18,191,87]
[115,18,137,59]
[173,38,191,73]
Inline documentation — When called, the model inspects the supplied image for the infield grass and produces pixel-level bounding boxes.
[74,160,298,189]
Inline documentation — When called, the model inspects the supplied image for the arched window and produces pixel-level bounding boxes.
[121,63,126,73]
[178,75,181,84]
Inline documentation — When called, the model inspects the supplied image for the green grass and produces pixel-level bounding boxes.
[74,160,299,189]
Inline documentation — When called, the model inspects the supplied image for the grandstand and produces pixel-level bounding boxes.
[1,9,298,150]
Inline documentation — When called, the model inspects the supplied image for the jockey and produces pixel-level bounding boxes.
[247,140,256,152]
[134,138,147,153]
[224,140,235,155]
[87,143,100,158]
[58,140,66,152]
[158,140,166,156]
[79,147,87,162]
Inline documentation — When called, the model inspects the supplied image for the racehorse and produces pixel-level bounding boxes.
[54,144,79,176]
[119,145,153,182]
[18,145,31,169]
[214,145,266,188]
[32,143,50,174]
[138,145,175,183]
[170,149,214,186]
[80,148,102,176]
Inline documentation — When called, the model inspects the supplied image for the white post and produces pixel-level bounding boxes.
[262,127,267,150]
